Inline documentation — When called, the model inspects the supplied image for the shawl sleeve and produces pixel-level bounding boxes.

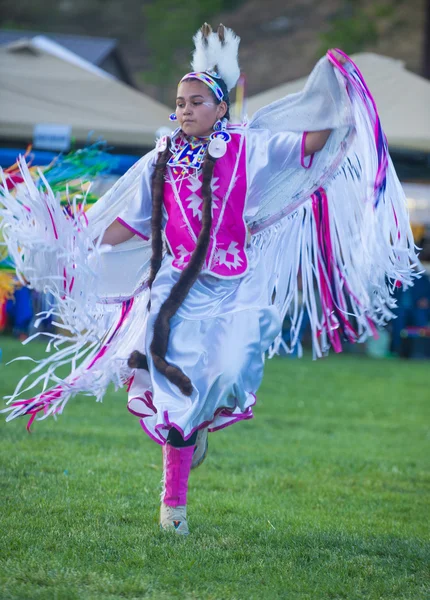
[247,51,418,358]
[245,129,310,219]
[90,152,156,301]
[0,149,157,427]
[115,155,155,240]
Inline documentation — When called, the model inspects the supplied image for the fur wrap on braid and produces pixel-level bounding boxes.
[128,140,218,397]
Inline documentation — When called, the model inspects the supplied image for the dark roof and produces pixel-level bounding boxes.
[0,30,117,66]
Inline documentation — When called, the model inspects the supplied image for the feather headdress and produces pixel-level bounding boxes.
[191,23,241,91]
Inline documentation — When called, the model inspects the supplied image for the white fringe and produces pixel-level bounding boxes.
[252,154,418,359]
[0,157,152,422]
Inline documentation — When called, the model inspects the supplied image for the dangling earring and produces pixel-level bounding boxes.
[209,118,231,158]
[169,113,178,121]
[214,118,228,132]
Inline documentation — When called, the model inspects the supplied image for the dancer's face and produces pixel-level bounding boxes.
[176,79,227,138]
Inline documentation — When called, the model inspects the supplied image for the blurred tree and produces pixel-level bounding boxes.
[318,0,395,56]
[424,0,430,78]
[143,0,243,91]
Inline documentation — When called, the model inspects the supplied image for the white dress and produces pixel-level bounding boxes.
[122,128,305,443]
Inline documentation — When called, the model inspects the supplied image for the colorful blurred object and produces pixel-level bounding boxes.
[0,269,15,304]
[0,143,119,315]
[3,142,117,203]
[233,73,247,123]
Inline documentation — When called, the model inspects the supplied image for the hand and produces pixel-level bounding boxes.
[329,49,347,65]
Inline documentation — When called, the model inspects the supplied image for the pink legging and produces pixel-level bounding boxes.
[162,440,195,506]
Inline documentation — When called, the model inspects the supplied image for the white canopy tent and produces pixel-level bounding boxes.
[243,53,430,153]
[0,40,171,149]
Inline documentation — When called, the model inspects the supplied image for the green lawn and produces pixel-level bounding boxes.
[0,336,429,600]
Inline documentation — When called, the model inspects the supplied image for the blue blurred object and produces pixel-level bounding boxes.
[281,310,310,357]
[0,147,139,176]
[392,273,430,358]
[6,286,33,336]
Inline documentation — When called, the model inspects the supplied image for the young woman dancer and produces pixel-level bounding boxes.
[1,25,417,535]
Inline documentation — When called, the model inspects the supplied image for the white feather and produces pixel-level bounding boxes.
[190,26,241,91]
[206,32,221,72]
[191,30,209,72]
[215,27,241,91]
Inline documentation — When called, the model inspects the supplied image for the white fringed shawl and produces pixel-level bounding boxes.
[0,51,417,426]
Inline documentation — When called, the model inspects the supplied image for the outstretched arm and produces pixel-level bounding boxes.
[304,129,332,156]
[101,219,135,245]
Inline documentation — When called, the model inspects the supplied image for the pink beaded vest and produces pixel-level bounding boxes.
[163,132,248,278]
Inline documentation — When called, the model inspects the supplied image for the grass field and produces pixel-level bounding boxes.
[0,336,429,600]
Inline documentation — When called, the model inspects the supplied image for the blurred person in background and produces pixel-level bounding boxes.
[391,265,430,358]
[5,286,33,341]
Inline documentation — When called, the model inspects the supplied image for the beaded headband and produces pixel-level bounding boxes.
[179,71,224,102]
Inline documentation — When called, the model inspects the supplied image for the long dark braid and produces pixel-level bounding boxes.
[147,140,172,290]
[128,145,218,396]
[127,140,172,373]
